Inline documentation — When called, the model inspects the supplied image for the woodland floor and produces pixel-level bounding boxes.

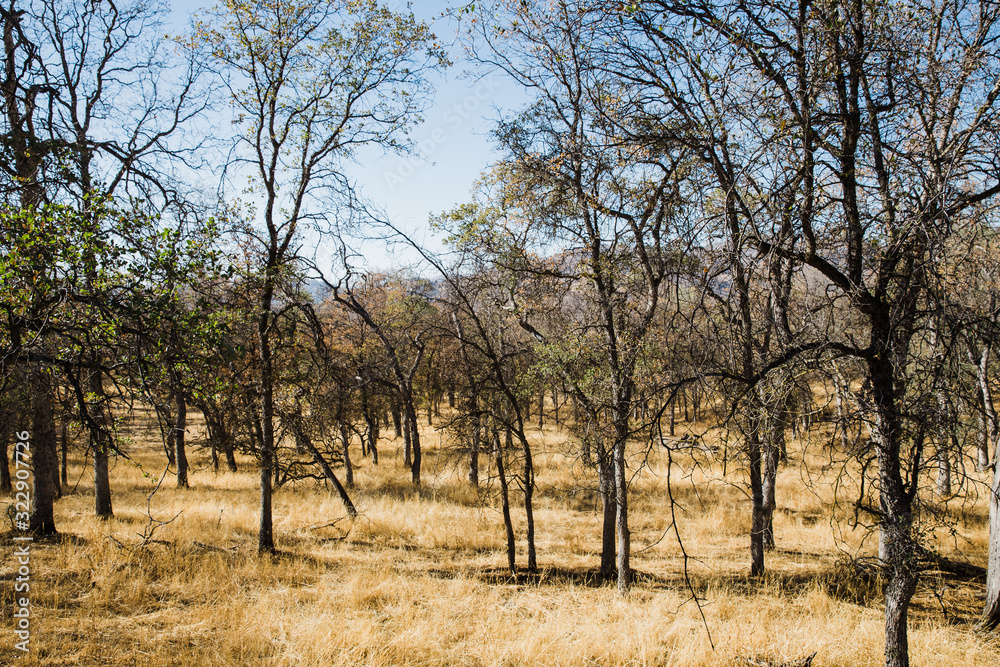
[1,405,999,666]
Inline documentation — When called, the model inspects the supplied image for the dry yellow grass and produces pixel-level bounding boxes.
[1,409,998,666]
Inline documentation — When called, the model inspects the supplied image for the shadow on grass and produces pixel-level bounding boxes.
[0,530,86,546]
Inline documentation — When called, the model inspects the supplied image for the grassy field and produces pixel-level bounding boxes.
[1,407,999,666]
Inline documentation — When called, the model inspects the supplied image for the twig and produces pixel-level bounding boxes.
[661,419,715,651]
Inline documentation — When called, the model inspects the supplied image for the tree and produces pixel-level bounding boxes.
[3,0,213,518]
[326,271,432,485]
[461,1,691,592]
[619,1,1000,664]
[197,0,445,552]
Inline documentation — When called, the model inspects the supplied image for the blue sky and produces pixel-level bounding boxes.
[168,0,522,271]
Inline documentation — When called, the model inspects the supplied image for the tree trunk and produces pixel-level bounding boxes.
[762,431,780,551]
[975,343,997,472]
[935,448,951,497]
[519,430,536,572]
[406,399,421,485]
[402,409,412,467]
[493,428,516,577]
[60,416,68,487]
[364,402,379,466]
[162,402,177,467]
[392,401,402,438]
[884,566,918,667]
[979,453,1000,631]
[870,353,918,667]
[339,422,354,488]
[669,398,676,437]
[537,391,544,431]
[469,405,480,487]
[597,444,616,580]
[208,416,220,472]
[174,387,189,488]
[257,294,277,553]
[0,430,10,492]
[29,367,58,536]
[89,368,113,519]
[613,435,630,594]
[749,427,765,577]
[301,431,357,518]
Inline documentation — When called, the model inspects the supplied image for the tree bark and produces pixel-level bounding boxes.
[0,430,10,493]
[975,342,997,472]
[162,401,177,467]
[870,352,918,667]
[597,443,617,579]
[469,403,480,487]
[257,296,276,553]
[749,426,765,576]
[29,367,58,536]
[979,453,1000,631]
[402,409,412,467]
[303,437,357,518]
[339,422,354,488]
[518,429,537,572]
[363,395,379,466]
[493,428,516,577]
[537,391,544,431]
[392,400,402,438]
[61,414,68,487]
[89,368,113,519]
[762,432,780,551]
[174,387,189,488]
[613,434,630,593]
[406,399,421,485]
